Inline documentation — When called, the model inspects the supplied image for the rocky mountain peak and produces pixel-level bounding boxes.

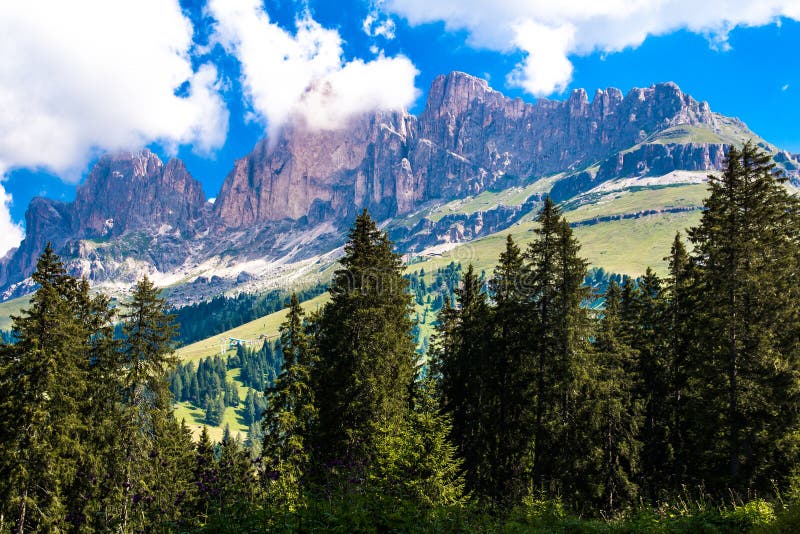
[0,71,768,301]
[422,71,499,120]
[74,149,207,238]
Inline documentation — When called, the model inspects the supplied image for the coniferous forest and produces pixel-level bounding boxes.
[2,142,800,532]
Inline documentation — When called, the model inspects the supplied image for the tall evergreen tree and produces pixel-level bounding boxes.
[312,210,417,472]
[0,245,90,532]
[623,269,672,497]
[369,375,466,507]
[584,281,642,512]
[434,264,494,499]
[262,293,316,504]
[662,233,695,488]
[66,278,124,530]
[523,197,591,496]
[118,275,180,531]
[687,142,800,492]
[487,235,534,504]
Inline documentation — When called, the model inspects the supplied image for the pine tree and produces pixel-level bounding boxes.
[487,235,534,504]
[118,275,179,531]
[687,142,800,492]
[622,269,672,497]
[141,418,197,531]
[312,210,417,473]
[523,197,591,496]
[193,426,219,524]
[584,281,642,512]
[662,233,695,488]
[66,278,125,531]
[262,293,316,504]
[214,434,255,522]
[369,375,465,507]
[434,263,493,499]
[0,245,90,532]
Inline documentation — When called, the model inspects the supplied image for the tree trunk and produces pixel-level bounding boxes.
[16,487,27,534]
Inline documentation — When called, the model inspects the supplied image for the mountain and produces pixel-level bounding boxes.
[2,71,797,303]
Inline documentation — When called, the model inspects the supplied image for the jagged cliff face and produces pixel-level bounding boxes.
[3,71,791,301]
[0,149,208,288]
[213,111,418,226]
[74,151,208,238]
[213,72,721,228]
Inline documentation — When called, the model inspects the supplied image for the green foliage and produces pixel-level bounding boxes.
[369,376,466,508]
[686,142,800,493]
[313,209,417,469]
[3,140,800,530]
[262,293,316,506]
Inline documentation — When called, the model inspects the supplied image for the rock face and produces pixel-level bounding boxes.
[213,72,722,228]
[0,71,776,300]
[214,111,417,226]
[74,151,208,238]
[550,143,728,201]
[0,149,208,288]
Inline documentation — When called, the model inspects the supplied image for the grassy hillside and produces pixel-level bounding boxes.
[0,296,30,331]
[173,293,330,441]
[174,292,329,363]
[410,182,706,277]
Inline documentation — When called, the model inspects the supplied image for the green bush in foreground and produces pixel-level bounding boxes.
[195,493,800,533]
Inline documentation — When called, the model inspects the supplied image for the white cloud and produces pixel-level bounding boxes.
[208,0,418,137]
[0,0,229,182]
[0,174,24,257]
[385,0,800,96]
[0,0,230,255]
[364,12,397,39]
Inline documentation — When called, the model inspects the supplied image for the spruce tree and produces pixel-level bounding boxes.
[687,142,800,492]
[434,264,494,499]
[623,269,672,497]
[662,233,695,488]
[370,375,465,507]
[0,245,90,532]
[118,275,179,531]
[313,210,417,473]
[487,235,534,504]
[584,281,642,512]
[262,293,316,504]
[523,197,591,496]
[193,426,219,524]
[66,278,124,530]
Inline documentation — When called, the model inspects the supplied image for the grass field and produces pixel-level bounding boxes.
[408,183,705,277]
[175,292,330,363]
[0,296,30,331]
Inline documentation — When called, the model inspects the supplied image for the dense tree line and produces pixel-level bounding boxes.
[229,341,282,391]
[170,284,327,347]
[253,142,800,519]
[0,249,196,532]
[430,142,800,511]
[1,142,799,532]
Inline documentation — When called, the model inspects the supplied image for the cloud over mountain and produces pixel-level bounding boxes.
[0,0,229,179]
[384,0,800,96]
[209,0,419,137]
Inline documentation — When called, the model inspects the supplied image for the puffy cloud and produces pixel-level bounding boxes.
[0,0,229,255]
[0,0,229,180]
[0,175,24,257]
[363,12,397,39]
[208,0,418,136]
[384,0,800,96]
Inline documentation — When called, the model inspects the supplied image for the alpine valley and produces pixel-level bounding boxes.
[2,71,798,308]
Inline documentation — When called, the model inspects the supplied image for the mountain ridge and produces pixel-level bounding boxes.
[1,71,795,303]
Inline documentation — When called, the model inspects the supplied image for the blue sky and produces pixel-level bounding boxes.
[0,0,799,255]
